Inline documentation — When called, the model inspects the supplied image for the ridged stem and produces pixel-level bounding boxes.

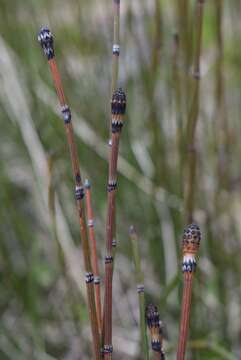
[177,272,194,360]
[177,224,201,360]
[38,29,101,360]
[85,180,102,335]
[103,90,126,359]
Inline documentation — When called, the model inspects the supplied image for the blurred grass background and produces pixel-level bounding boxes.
[0,0,241,359]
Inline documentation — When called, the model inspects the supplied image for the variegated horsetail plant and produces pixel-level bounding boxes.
[102,89,127,359]
[146,303,165,360]
[37,27,101,360]
[85,179,102,335]
[177,223,201,360]
[36,17,203,360]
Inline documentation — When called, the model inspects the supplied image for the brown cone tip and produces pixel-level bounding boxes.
[37,27,54,60]
[111,88,126,115]
[146,303,160,328]
[182,223,201,254]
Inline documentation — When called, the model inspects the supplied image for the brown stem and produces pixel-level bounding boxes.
[85,180,102,335]
[38,28,101,359]
[177,224,201,360]
[103,90,126,359]
[177,272,194,360]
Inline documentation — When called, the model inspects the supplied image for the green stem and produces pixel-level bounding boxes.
[184,0,205,223]
[129,226,149,360]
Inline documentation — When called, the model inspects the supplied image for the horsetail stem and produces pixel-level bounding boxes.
[129,226,149,360]
[103,89,126,359]
[37,27,101,360]
[85,179,102,335]
[184,0,205,223]
[177,223,201,360]
[146,304,165,360]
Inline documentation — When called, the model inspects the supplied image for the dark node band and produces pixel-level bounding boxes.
[111,120,123,133]
[84,179,91,189]
[85,272,94,283]
[37,27,54,60]
[111,88,126,115]
[193,70,201,79]
[62,105,71,124]
[112,239,117,247]
[161,349,166,359]
[103,345,113,354]
[182,259,197,273]
[107,181,117,192]
[75,173,81,183]
[112,44,120,56]
[151,339,161,353]
[105,255,113,264]
[87,219,94,227]
[137,284,145,293]
[94,276,101,285]
[75,186,84,200]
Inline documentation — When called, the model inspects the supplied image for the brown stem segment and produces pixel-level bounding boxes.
[177,273,194,360]
[85,179,102,335]
[103,89,126,359]
[38,27,101,360]
[177,224,201,360]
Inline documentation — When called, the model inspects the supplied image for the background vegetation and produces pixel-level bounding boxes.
[0,0,240,359]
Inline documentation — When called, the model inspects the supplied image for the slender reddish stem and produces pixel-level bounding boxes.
[85,181,102,334]
[177,272,194,360]
[103,133,120,359]
[47,57,101,360]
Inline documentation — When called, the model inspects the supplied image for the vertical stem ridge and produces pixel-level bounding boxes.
[103,90,126,359]
[85,180,102,335]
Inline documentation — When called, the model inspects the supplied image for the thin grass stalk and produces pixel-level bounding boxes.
[102,89,126,359]
[184,0,205,223]
[129,226,149,360]
[172,33,184,197]
[215,0,229,190]
[176,224,201,360]
[146,303,165,360]
[213,0,231,345]
[37,27,101,360]
[84,179,102,335]
[111,0,120,97]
